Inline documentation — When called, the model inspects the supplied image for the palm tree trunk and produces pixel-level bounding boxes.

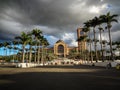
[93,27,98,62]
[6,47,7,58]
[118,48,120,57]
[29,46,32,63]
[41,45,44,64]
[108,27,114,61]
[34,46,37,63]
[99,29,104,62]
[88,30,93,63]
[22,45,25,63]
[90,40,93,63]
[37,43,40,64]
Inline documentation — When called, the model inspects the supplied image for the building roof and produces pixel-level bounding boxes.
[56,39,64,43]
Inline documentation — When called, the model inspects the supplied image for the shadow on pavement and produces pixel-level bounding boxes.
[0,66,120,90]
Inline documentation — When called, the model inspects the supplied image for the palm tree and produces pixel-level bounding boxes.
[1,42,10,62]
[25,32,34,63]
[3,42,10,59]
[0,43,3,56]
[40,37,49,64]
[102,40,108,60]
[12,40,19,60]
[8,45,12,61]
[112,48,116,59]
[100,12,118,61]
[99,27,104,61]
[106,50,110,60]
[83,20,93,62]
[31,29,43,64]
[116,41,120,57]
[89,17,99,62]
[86,38,93,62]
[25,48,29,62]
[97,15,105,62]
[28,38,35,63]
[15,32,31,63]
[77,35,87,60]
[82,27,90,62]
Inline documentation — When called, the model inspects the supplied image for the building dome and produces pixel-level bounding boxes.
[56,39,64,43]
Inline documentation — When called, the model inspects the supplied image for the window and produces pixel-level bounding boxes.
[80,31,84,35]
[58,45,64,53]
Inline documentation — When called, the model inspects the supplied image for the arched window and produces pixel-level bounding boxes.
[80,31,84,35]
[58,45,64,53]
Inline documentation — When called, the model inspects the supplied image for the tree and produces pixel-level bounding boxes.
[3,42,10,57]
[98,15,105,62]
[15,32,31,63]
[77,35,87,60]
[31,29,43,64]
[89,17,99,62]
[115,41,120,57]
[83,20,93,62]
[101,40,108,60]
[12,40,19,60]
[0,42,4,60]
[28,37,35,63]
[100,12,118,61]
[0,43,3,56]
[84,20,93,62]
[40,36,49,64]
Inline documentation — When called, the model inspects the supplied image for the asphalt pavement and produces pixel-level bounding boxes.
[0,65,120,90]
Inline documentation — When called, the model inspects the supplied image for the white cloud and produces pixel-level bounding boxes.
[62,33,77,46]
[89,4,108,14]
[62,33,74,41]
[70,40,78,47]
[98,33,109,41]
[44,35,59,46]
[100,0,104,2]
[89,6,100,14]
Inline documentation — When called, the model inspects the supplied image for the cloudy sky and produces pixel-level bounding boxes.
[0,0,120,46]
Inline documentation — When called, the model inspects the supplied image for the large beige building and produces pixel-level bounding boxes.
[53,28,86,57]
[54,40,78,57]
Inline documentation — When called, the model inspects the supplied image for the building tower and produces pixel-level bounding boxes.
[77,28,86,52]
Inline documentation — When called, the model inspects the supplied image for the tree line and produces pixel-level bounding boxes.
[77,12,119,62]
[0,29,55,63]
[0,12,119,63]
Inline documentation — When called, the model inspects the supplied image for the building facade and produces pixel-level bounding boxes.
[47,28,86,58]
[54,40,69,57]
[77,28,86,52]
[54,40,78,57]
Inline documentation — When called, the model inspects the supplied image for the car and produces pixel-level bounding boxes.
[116,63,120,70]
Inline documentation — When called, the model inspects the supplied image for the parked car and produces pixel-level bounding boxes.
[116,63,120,70]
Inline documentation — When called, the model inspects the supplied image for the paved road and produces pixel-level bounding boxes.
[0,65,120,90]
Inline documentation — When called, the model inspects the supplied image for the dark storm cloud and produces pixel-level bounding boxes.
[0,0,76,27]
[0,0,119,46]
[0,0,79,42]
